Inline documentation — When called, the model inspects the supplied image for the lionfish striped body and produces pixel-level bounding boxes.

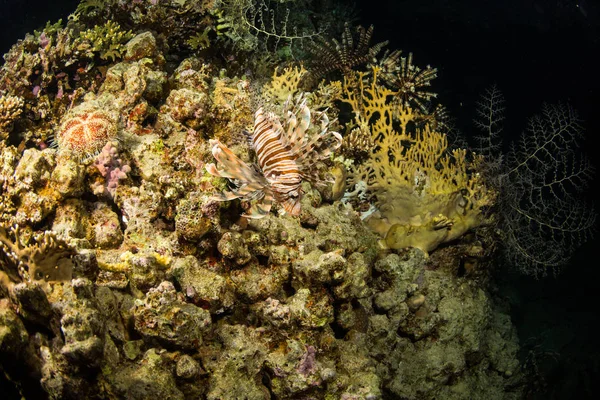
[206,96,342,218]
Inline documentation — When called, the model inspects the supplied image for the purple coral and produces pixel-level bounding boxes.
[297,345,317,376]
[91,141,131,198]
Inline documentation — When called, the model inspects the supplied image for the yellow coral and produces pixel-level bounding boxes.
[308,79,343,111]
[342,67,494,253]
[262,65,308,104]
[0,95,24,138]
[262,66,342,122]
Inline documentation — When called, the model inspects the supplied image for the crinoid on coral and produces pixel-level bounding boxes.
[206,95,342,218]
[305,23,388,85]
[378,50,438,112]
[54,96,120,160]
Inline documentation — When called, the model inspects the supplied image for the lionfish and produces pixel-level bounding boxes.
[206,96,342,218]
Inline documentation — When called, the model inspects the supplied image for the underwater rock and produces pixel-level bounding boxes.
[176,354,202,380]
[11,149,59,224]
[217,231,252,266]
[127,134,169,181]
[484,310,520,378]
[265,339,337,396]
[406,293,426,311]
[12,281,55,328]
[230,261,290,302]
[205,324,270,400]
[94,285,131,343]
[143,69,168,104]
[122,339,144,361]
[288,288,335,329]
[14,148,53,187]
[90,202,123,249]
[170,58,210,92]
[71,249,99,281]
[293,249,346,285]
[335,338,382,399]
[159,88,208,133]
[133,281,211,349]
[169,255,235,314]
[109,348,185,400]
[0,299,30,357]
[51,198,91,239]
[125,252,171,294]
[59,279,105,366]
[51,156,86,198]
[335,302,357,330]
[332,251,372,300]
[175,192,213,241]
[254,297,292,328]
[124,32,159,62]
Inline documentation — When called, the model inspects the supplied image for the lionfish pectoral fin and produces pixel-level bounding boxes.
[205,163,220,177]
[210,191,241,202]
[208,139,265,183]
[280,197,301,216]
[243,193,273,219]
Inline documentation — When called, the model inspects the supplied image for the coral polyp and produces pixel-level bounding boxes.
[55,100,119,159]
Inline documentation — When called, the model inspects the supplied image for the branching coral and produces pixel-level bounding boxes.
[262,65,308,105]
[90,141,132,198]
[0,224,74,284]
[262,65,342,116]
[0,95,24,140]
[341,67,494,253]
[76,21,134,61]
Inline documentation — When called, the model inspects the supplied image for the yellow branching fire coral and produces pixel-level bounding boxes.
[262,65,308,104]
[262,66,342,113]
[342,67,494,253]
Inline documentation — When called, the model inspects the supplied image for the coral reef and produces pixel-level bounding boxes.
[0,2,525,399]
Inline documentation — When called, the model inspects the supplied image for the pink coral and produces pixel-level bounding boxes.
[91,141,131,198]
